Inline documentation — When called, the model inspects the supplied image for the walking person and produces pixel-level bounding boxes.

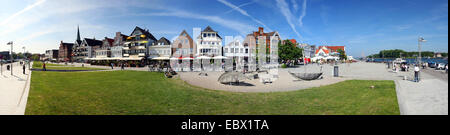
[22,64,26,74]
[43,62,46,71]
[414,65,420,82]
[110,63,114,69]
[121,62,124,70]
[445,64,448,74]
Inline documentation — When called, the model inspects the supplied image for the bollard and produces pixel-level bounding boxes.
[334,66,339,77]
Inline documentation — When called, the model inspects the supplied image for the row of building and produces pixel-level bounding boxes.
[42,25,347,67]
[45,26,280,66]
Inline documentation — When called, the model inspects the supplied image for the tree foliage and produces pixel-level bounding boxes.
[368,49,437,58]
[278,40,303,63]
[337,49,347,60]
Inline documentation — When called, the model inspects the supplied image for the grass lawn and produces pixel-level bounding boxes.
[26,71,400,115]
[32,61,103,71]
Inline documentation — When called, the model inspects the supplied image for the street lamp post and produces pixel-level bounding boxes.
[418,37,426,65]
[417,37,426,81]
[7,41,14,75]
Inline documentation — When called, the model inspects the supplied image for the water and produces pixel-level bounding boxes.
[368,58,448,64]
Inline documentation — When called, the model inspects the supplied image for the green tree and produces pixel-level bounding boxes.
[31,54,40,61]
[337,49,347,60]
[278,40,303,64]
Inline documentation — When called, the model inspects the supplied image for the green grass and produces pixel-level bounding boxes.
[32,61,102,71]
[26,71,400,115]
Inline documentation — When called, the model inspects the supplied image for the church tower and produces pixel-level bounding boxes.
[76,25,82,45]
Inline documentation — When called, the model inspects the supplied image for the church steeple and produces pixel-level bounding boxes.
[76,25,82,44]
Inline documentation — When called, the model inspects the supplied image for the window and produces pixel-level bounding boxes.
[225,48,228,53]
[203,33,206,37]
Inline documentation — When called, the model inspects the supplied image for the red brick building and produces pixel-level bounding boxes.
[58,41,74,62]
[246,27,281,51]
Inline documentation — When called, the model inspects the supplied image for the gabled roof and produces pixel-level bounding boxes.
[318,46,345,53]
[156,37,171,45]
[315,48,329,54]
[121,34,129,39]
[130,26,157,41]
[61,42,74,46]
[179,30,192,38]
[103,37,114,46]
[202,26,216,32]
[198,26,222,39]
[84,38,103,46]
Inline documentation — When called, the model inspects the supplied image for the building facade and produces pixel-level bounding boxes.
[73,38,102,62]
[95,37,114,59]
[245,27,281,68]
[312,46,345,61]
[123,26,157,60]
[58,41,74,62]
[195,26,222,57]
[149,37,172,60]
[172,30,195,58]
[224,40,248,60]
[45,49,59,61]
[298,43,316,58]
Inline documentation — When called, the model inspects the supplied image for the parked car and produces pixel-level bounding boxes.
[428,62,437,68]
[436,63,446,70]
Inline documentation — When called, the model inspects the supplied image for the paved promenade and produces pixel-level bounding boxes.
[326,62,447,115]
[0,62,32,115]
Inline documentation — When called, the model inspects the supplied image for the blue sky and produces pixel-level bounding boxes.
[0,0,448,57]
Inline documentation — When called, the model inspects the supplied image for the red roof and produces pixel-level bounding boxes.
[315,48,330,54]
[317,46,345,53]
[289,39,297,44]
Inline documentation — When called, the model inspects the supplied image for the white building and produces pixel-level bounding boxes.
[149,37,172,60]
[95,37,114,59]
[196,26,222,57]
[223,40,248,60]
[298,43,316,58]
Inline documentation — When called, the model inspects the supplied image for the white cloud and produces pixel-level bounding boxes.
[224,1,254,14]
[275,0,303,40]
[291,0,299,11]
[132,9,256,36]
[298,0,307,27]
[217,0,272,31]
[0,0,46,26]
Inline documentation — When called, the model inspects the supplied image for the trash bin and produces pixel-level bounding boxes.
[334,66,339,77]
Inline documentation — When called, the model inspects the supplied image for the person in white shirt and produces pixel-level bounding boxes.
[414,65,420,82]
[445,64,448,74]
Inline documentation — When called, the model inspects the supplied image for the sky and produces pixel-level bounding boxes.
[0,0,448,57]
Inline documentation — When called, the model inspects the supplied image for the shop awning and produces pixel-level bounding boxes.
[196,56,211,59]
[212,56,228,59]
[152,57,170,60]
